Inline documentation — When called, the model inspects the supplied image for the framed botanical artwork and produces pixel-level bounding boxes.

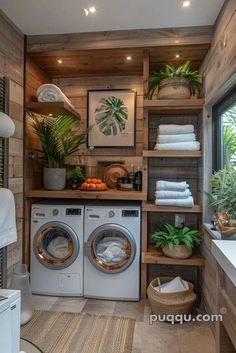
[87,89,136,148]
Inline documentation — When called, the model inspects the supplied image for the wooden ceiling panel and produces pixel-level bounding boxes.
[28,44,209,78]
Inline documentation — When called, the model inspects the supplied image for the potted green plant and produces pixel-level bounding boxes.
[149,61,202,99]
[66,167,85,190]
[31,114,88,191]
[205,163,236,220]
[152,224,202,259]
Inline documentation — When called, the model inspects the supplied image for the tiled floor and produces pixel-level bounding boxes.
[32,295,216,353]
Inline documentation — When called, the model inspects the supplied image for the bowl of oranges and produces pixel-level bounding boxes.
[80,178,108,191]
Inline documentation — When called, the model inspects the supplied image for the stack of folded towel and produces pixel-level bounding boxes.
[155,180,194,208]
[154,124,200,151]
[37,84,75,109]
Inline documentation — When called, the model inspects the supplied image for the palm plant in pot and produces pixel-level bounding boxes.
[152,224,202,259]
[31,114,88,191]
[149,61,202,99]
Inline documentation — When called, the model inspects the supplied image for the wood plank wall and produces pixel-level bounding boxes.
[52,76,144,177]
[201,0,236,222]
[200,0,236,341]
[0,11,24,272]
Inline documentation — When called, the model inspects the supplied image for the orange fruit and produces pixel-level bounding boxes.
[100,183,107,190]
[90,184,97,190]
[96,179,102,184]
[86,178,92,184]
[81,182,87,189]
[91,178,98,184]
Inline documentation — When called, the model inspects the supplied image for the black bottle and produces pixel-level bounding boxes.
[134,166,142,191]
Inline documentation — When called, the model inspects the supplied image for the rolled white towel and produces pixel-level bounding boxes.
[154,141,200,151]
[156,180,189,191]
[155,196,194,208]
[155,189,191,199]
[0,188,17,248]
[157,133,196,144]
[158,124,194,135]
[37,84,74,108]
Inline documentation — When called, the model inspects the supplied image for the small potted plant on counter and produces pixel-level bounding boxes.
[149,61,202,99]
[31,114,88,191]
[152,224,202,259]
[66,167,85,190]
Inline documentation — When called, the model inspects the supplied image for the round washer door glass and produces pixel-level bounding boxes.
[88,224,136,273]
[34,222,80,270]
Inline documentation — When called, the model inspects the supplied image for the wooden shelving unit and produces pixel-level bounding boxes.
[141,51,204,299]
[25,101,81,119]
[26,189,146,201]
[142,248,205,266]
[143,150,202,158]
[142,202,202,213]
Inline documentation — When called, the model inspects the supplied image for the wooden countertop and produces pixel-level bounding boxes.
[26,189,147,201]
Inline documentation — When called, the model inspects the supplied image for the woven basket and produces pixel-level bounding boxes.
[147,277,197,316]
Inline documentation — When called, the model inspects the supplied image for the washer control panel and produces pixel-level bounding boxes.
[66,208,82,216]
[108,210,115,218]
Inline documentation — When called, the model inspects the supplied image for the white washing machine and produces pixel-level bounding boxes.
[31,202,84,296]
[84,204,141,301]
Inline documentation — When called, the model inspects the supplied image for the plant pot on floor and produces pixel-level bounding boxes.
[162,244,193,259]
[158,77,191,99]
[43,168,66,191]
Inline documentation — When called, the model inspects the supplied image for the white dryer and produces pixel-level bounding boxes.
[84,204,141,301]
[31,202,84,296]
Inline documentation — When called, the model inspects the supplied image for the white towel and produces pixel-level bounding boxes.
[154,276,189,293]
[0,112,15,138]
[37,84,74,108]
[155,189,191,199]
[155,196,194,208]
[47,236,70,259]
[157,133,196,144]
[0,189,17,248]
[156,180,189,191]
[154,141,200,151]
[96,237,127,263]
[158,124,194,135]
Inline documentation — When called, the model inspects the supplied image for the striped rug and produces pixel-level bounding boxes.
[21,310,135,353]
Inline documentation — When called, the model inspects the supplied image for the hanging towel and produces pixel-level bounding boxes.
[37,84,74,108]
[158,124,194,135]
[154,141,200,151]
[0,112,15,138]
[157,133,196,144]
[155,189,191,199]
[155,196,194,208]
[156,180,189,191]
[0,189,17,248]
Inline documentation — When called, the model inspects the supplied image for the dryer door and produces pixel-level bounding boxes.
[33,222,80,270]
[85,224,136,274]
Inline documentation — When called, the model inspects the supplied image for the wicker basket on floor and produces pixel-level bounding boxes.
[147,277,197,316]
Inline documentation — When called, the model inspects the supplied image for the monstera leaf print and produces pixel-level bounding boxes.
[95,96,128,136]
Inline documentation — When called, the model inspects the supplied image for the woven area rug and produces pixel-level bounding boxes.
[21,310,135,353]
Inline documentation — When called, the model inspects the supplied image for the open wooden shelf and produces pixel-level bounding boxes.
[142,201,202,213]
[143,98,204,113]
[26,188,147,201]
[142,248,205,266]
[143,150,202,158]
[25,101,81,119]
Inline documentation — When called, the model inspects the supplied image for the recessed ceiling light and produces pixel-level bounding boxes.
[126,56,132,61]
[182,1,191,7]
[57,59,62,64]
[89,6,96,13]
[84,6,96,16]
[175,54,180,58]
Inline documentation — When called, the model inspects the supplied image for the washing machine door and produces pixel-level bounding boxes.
[85,224,136,274]
[33,222,80,270]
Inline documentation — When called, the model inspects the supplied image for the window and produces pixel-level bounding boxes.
[213,88,236,170]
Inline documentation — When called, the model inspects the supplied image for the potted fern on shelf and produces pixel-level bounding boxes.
[152,224,202,259]
[149,61,202,100]
[31,114,88,191]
